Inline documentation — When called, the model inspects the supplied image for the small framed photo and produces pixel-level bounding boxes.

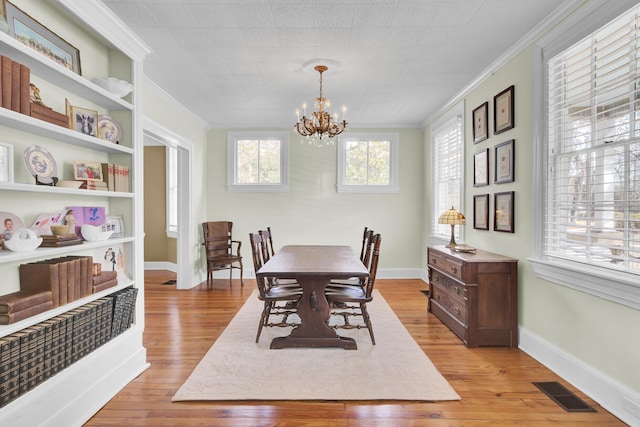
[105,215,124,238]
[494,85,514,134]
[0,142,14,183]
[472,102,488,143]
[494,191,515,233]
[473,194,489,230]
[5,1,81,74]
[73,160,103,181]
[494,139,515,184]
[473,148,489,187]
[70,105,98,137]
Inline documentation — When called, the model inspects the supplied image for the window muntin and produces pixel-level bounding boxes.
[227,131,289,192]
[544,5,640,274]
[337,133,399,193]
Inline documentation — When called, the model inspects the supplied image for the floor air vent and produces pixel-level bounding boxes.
[533,382,596,412]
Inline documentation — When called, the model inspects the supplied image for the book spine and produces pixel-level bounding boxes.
[11,60,20,112]
[20,64,30,115]
[0,301,54,325]
[0,335,21,407]
[1,56,12,110]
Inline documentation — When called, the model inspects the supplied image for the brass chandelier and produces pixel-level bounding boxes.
[294,65,348,144]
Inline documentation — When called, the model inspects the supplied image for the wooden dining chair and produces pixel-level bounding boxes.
[202,221,243,290]
[328,227,375,289]
[259,227,298,288]
[249,232,302,343]
[326,233,381,344]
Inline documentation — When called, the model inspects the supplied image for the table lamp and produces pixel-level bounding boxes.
[438,206,466,248]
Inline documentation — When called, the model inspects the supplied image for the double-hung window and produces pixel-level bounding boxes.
[166,145,178,237]
[431,107,464,241]
[227,131,289,192]
[337,133,399,193]
[534,2,640,308]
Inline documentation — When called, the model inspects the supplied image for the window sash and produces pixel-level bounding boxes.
[227,131,289,192]
[544,4,640,274]
[337,132,399,193]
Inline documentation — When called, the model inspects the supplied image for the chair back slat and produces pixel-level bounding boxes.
[364,233,381,298]
[249,232,268,297]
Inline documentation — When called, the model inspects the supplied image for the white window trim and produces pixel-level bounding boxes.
[532,0,640,310]
[166,145,177,239]
[430,102,465,244]
[227,131,289,192]
[336,132,399,193]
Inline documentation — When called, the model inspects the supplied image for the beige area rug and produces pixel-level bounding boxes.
[172,290,460,402]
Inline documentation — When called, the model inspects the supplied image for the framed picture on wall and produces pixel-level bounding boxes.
[473,194,489,230]
[472,102,488,143]
[494,139,515,183]
[0,142,14,183]
[494,191,514,233]
[494,85,514,134]
[473,148,489,187]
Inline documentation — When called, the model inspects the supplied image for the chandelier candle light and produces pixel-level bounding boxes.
[294,65,348,144]
[438,206,466,248]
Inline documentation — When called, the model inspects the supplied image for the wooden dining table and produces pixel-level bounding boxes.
[256,245,369,350]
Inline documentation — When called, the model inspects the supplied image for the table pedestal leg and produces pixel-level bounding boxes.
[270,277,357,350]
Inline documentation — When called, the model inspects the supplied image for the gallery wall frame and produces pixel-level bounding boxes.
[473,194,489,230]
[472,102,488,143]
[473,148,489,187]
[494,85,514,134]
[494,139,515,184]
[494,191,515,233]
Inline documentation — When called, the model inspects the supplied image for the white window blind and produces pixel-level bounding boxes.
[432,114,463,239]
[166,145,178,234]
[545,4,640,273]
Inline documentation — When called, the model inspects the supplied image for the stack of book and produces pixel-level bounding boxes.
[92,270,118,294]
[78,180,108,191]
[29,103,68,128]
[39,234,83,248]
[0,290,53,325]
[19,256,94,309]
[0,55,30,116]
[100,162,129,192]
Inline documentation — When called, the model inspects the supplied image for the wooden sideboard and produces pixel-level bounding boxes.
[427,245,518,348]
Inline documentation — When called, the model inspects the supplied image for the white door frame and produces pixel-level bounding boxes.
[143,118,194,290]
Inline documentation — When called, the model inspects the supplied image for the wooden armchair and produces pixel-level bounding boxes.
[202,221,243,290]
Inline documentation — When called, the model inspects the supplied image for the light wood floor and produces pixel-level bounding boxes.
[85,271,625,426]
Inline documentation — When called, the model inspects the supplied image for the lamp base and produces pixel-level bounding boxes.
[445,224,457,248]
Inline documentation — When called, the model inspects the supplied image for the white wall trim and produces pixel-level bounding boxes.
[144,261,177,272]
[143,77,209,129]
[520,327,640,426]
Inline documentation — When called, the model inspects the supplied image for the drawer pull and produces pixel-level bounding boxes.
[453,286,460,294]
[451,266,457,274]
[431,258,437,264]
[454,307,461,315]
[433,273,439,281]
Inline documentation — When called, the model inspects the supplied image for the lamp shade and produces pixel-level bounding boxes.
[438,206,466,225]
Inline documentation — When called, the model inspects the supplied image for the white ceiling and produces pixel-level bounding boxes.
[101,0,565,129]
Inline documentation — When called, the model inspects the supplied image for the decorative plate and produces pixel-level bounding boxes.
[97,115,123,144]
[23,145,57,184]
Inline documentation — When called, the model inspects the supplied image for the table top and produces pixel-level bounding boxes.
[256,245,369,279]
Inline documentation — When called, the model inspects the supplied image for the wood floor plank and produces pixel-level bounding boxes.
[84,274,625,426]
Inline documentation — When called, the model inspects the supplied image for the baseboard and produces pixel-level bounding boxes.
[144,261,177,272]
[520,327,640,426]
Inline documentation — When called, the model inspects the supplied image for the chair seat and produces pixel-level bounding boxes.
[262,286,303,301]
[326,285,370,302]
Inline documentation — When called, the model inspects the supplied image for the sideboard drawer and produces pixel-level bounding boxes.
[428,251,464,281]
[431,284,467,324]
